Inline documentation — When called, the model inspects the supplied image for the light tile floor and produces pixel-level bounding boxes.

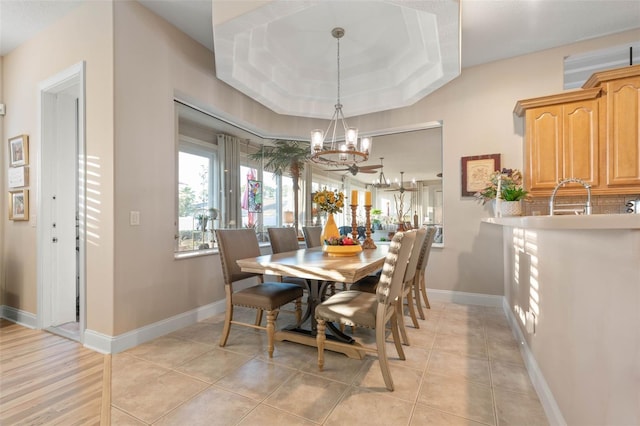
[110,301,549,425]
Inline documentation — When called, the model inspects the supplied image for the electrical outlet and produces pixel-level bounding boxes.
[526,311,536,334]
[130,211,140,226]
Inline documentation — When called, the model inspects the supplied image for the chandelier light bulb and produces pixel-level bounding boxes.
[346,127,358,149]
[311,129,324,153]
[339,144,348,161]
[361,136,371,153]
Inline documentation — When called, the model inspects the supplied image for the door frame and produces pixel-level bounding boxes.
[36,62,86,341]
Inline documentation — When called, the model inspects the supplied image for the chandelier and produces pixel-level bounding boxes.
[372,157,390,188]
[310,28,371,166]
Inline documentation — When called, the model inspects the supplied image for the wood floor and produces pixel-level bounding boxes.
[0,319,110,425]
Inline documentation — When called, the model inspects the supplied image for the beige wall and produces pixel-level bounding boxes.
[2,0,639,342]
[1,2,115,334]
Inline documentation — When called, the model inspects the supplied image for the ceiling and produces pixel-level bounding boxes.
[208,1,460,119]
[2,0,639,183]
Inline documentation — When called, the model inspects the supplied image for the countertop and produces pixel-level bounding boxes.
[482,214,640,230]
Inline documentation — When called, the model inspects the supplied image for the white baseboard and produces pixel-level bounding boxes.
[84,299,226,354]
[427,288,503,307]
[0,305,37,328]
[502,298,567,426]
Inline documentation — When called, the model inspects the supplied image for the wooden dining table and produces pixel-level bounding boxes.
[236,245,389,359]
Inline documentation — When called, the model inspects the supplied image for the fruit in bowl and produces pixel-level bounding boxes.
[324,236,359,246]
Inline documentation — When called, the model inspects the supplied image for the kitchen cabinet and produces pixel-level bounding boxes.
[515,64,640,196]
[515,89,601,195]
[584,66,640,189]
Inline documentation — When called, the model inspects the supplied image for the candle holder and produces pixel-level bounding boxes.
[350,204,359,241]
[362,205,377,249]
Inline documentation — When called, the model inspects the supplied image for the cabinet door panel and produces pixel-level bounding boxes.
[527,107,562,190]
[563,100,599,187]
[607,77,640,186]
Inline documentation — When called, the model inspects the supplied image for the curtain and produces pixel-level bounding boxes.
[218,134,241,228]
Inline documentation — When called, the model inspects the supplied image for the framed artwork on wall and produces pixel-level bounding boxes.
[8,166,28,188]
[461,154,501,197]
[9,189,29,221]
[8,135,29,167]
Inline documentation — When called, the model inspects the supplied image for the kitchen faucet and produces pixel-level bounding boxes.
[549,178,592,215]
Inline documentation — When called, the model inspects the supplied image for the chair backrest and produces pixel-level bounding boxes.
[268,227,300,254]
[375,231,416,305]
[403,228,428,285]
[302,226,322,248]
[216,228,261,286]
[415,226,437,274]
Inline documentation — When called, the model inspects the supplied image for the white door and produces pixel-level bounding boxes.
[38,63,86,340]
[50,93,78,325]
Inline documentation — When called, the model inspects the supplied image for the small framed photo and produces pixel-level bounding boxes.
[9,135,29,167]
[461,154,501,197]
[8,166,28,188]
[9,189,29,221]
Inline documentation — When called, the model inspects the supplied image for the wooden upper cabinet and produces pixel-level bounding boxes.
[516,90,600,195]
[584,65,640,190]
[516,64,640,196]
[563,99,599,187]
[525,105,562,191]
[602,75,640,187]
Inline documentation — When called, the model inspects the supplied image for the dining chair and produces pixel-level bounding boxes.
[413,226,437,317]
[315,230,416,391]
[267,227,308,288]
[349,228,430,345]
[216,228,303,358]
[395,228,428,345]
[302,226,322,248]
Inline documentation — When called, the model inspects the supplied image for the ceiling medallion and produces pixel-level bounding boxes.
[310,27,371,167]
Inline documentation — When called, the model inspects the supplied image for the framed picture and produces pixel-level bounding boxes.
[461,154,501,196]
[9,189,29,221]
[247,179,262,213]
[9,135,29,167]
[8,166,28,188]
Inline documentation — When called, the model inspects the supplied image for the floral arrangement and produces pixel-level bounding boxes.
[313,188,345,214]
[474,168,529,205]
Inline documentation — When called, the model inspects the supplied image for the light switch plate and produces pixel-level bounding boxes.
[130,211,140,226]
[0,104,5,115]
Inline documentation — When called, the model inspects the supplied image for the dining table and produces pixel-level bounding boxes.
[236,244,389,359]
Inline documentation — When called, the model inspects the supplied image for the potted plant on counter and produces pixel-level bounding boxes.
[474,168,529,216]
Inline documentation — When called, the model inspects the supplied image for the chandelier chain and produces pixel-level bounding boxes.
[336,34,341,108]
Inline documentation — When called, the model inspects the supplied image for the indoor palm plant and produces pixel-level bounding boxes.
[249,140,311,232]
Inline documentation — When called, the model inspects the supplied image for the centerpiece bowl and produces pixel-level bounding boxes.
[323,244,363,257]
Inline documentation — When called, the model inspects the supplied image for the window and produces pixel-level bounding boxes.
[177,139,218,252]
[564,41,640,89]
